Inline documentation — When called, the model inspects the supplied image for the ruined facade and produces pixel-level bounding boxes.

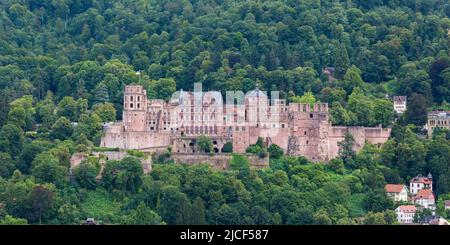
[100,85,391,162]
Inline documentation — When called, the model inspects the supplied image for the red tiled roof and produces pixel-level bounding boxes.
[397,205,416,213]
[412,189,434,201]
[410,176,432,185]
[385,184,405,193]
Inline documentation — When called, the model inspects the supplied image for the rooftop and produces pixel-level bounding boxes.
[428,111,450,119]
[410,176,432,185]
[412,189,434,201]
[385,184,405,193]
[397,205,417,213]
[393,96,407,103]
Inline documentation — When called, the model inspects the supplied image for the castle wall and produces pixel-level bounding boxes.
[171,153,269,170]
[100,129,171,149]
[327,126,391,160]
[101,85,392,164]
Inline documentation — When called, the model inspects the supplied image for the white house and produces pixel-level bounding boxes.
[385,184,408,202]
[444,200,450,210]
[393,96,407,114]
[396,205,417,224]
[412,189,435,210]
[410,174,433,195]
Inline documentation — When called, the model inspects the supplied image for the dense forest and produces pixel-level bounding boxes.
[0,0,450,224]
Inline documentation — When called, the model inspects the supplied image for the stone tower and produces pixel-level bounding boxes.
[287,103,330,161]
[123,85,147,131]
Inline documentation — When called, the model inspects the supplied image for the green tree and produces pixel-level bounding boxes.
[404,93,428,126]
[222,142,233,153]
[31,152,67,187]
[197,135,213,153]
[93,102,116,122]
[0,152,15,178]
[268,144,284,159]
[101,157,143,193]
[373,98,394,127]
[50,117,73,140]
[28,185,55,224]
[338,132,356,167]
[73,161,99,190]
[122,202,164,225]
[334,43,350,80]
[0,124,24,156]
[230,154,250,171]
[0,215,28,225]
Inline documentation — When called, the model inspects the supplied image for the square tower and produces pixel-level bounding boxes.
[123,85,148,132]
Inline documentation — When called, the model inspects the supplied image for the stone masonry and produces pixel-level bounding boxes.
[100,85,391,162]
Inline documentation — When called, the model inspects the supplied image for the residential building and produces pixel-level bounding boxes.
[412,189,435,210]
[385,184,408,202]
[426,111,450,137]
[444,200,450,210]
[396,205,417,224]
[410,174,433,194]
[393,96,407,114]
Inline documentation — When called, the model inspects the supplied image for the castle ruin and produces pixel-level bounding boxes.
[100,85,391,162]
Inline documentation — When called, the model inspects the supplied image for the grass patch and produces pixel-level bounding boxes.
[80,189,122,224]
[349,193,366,217]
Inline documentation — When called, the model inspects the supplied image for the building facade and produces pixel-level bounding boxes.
[396,205,417,224]
[426,111,450,137]
[393,96,407,114]
[385,184,408,202]
[412,189,435,210]
[100,85,391,162]
[410,174,433,195]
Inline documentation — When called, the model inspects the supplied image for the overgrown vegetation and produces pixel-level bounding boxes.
[0,0,449,224]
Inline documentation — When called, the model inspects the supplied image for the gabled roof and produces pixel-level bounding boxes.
[385,184,406,193]
[393,96,406,103]
[412,189,434,201]
[410,176,432,185]
[397,205,417,213]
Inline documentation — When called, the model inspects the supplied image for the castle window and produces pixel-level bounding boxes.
[137,96,140,101]
[130,103,134,108]
[281,124,285,128]
[137,103,140,109]
[306,140,309,145]
[310,113,313,119]
[130,96,133,102]
[304,131,307,135]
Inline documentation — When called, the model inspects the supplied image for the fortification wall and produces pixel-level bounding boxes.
[171,153,269,170]
[101,129,171,150]
[69,151,152,174]
[327,126,391,160]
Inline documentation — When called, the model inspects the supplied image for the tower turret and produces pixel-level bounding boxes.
[123,85,147,131]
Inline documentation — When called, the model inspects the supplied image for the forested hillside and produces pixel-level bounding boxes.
[0,0,449,224]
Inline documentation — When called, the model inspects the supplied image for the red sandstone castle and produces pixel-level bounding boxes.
[100,84,391,162]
